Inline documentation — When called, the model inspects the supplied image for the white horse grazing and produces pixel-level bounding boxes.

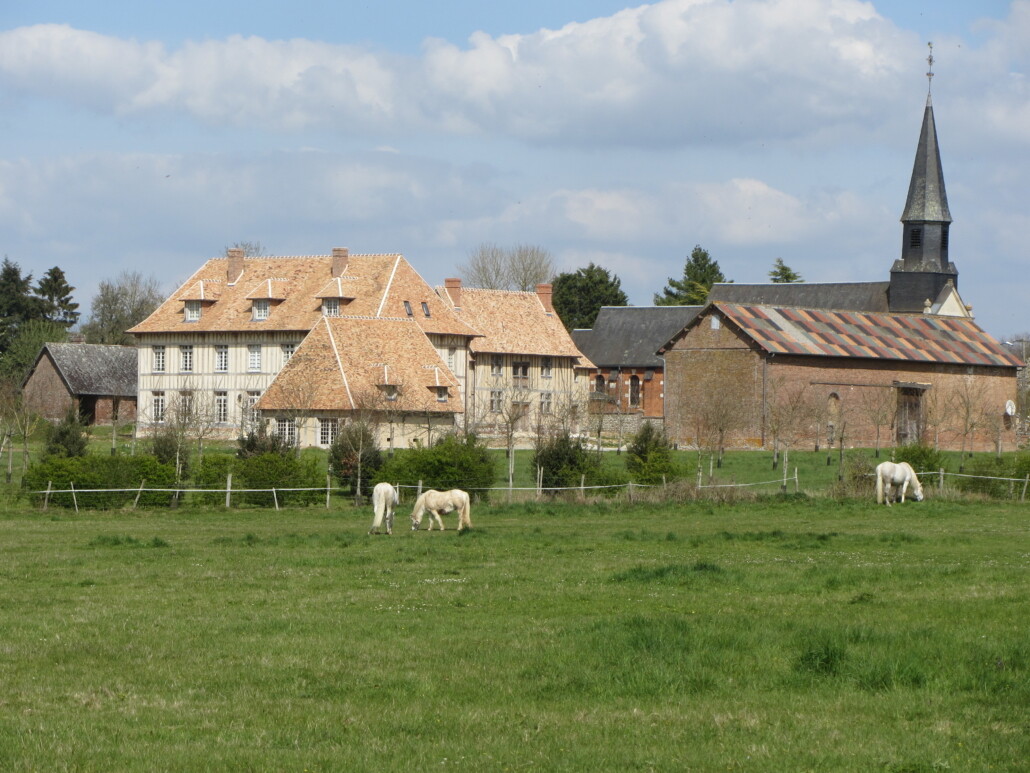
[369,482,399,535]
[875,461,924,506]
[410,489,472,532]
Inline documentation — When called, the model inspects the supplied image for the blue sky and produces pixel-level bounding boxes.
[1,0,1027,338]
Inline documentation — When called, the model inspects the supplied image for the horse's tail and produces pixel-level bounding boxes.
[875,468,884,504]
[460,492,471,529]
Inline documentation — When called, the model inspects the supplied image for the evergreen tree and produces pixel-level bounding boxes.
[35,266,80,327]
[769,258,803,284]
[551,263,629,331]
[654,245,729,306]
[0,257,42,354]
[0,320,69,384]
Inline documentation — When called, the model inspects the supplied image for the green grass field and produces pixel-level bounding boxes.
[1,496,1026,771]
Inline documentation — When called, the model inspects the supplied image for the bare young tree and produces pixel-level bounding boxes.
[458,243,554,291]
[765,378,814,471]
[81,271,164,345]
[224,241,265,257]
[508,244,556,291]
[950,377,988,469]
[860,386,897,458]
[458,243,509,290]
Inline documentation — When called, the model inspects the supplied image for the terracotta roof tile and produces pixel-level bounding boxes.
[438,286,587,360]
[129,253,478,338]
[713,303,1022,368]
[257,316,462,414]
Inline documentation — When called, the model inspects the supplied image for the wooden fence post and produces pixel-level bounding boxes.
[939,468,944,494]
[225,472,232,508]
[70,481,79,513]
[44,480,52,511]
[133,479,146,509]
[794,468,799,494]
[1021,474,1028,503]
[326,473,331,509]
[272,488,279,511]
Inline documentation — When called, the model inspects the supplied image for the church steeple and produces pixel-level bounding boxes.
[890,45,959,312]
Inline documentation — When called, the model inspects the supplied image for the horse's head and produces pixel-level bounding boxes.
[911,482,924,501]
[410,500,424,530]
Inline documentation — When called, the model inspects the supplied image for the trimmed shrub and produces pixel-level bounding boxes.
[236,425,296,459]
[233,452,324,507]
[375,433,495,500]
[328,421,382,497]
[892,444,947,475]
[43,409,89,458]
[626,423,678,485]
[22,454,177,508]
[956,455,1013,498]
[532,432,627,494]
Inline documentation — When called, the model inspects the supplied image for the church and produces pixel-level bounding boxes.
[658,85,1022,454]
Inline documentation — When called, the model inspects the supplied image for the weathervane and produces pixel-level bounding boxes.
[926,41,935,94]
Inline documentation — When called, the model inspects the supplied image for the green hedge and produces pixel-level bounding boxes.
[22,455,178,509]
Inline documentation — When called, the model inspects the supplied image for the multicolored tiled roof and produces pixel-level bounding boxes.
[713,303,1022,368]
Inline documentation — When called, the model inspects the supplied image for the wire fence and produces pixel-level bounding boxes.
[22,467,1030,510]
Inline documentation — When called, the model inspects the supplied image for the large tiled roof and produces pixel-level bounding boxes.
[256,316,462,414]
[572,306,701,368]
[29,343,137,396]
[709,303,1022,368]
[708,282,890,313]
[439,286,588,361]
[130,253,478,338]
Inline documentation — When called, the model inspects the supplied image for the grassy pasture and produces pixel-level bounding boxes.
[0,497,1027,771]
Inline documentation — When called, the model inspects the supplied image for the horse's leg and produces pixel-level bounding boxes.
[899,479,908,504]
[433,510,445,530]
[885,482,892,507]
[386,506,393,536]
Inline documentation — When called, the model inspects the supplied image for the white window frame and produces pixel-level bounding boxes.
[152,391,166,423]
[180,345,193,373]
[184,300,201,322]
[491,355,503,376]
[276,418,297,444]
[322,298,340,317]
[541,357,553,379]
[490,390,503,413]
[540,392,553,415]
[214,344,229,373]
[319,418,338,446]
[512,361,529,380]
[214,391,228,424]
[248,344,262,372]
[436,387,448,403]
[281,343,295,364]
[252,299,270,321]
[152,345,166,373]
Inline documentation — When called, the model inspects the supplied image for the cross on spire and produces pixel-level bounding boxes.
[926,41,935,94]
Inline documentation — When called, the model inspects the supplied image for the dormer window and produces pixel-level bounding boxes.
[381,385,399,402]
[436,387,448,403]
[252,299,270,321]
[421,302,431,317]
[184,301,201,322]
[322,298,340,317]
[403,301,413,317]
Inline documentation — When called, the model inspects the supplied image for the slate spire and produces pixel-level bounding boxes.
[889,49,958,312]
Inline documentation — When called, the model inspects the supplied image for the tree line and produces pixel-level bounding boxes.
[460,241,804,332]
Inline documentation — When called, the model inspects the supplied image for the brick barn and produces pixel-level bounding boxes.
[660,303,1021,453]
[21,342,138,425]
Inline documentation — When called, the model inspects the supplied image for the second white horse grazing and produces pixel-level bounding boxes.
[875,461,924,506]
[410,489,471,532]
[369,482,399,535]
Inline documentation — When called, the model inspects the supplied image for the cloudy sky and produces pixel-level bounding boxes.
[1,0,1027,337]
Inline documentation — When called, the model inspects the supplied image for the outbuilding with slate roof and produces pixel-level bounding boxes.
[659,302,1021,452]
[21,342,137,425]
[572,305,701,421]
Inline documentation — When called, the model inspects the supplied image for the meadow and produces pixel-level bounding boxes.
[0,495,1026,771]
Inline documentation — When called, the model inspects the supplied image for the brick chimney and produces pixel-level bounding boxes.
[536,283,554,313]
[226,248,245,284]
[332,247,349,277]
[445,277,462,307]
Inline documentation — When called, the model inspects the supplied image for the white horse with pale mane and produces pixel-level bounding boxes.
[369,482,399,535]
[410,489,471,532]
[875,461,924,506]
